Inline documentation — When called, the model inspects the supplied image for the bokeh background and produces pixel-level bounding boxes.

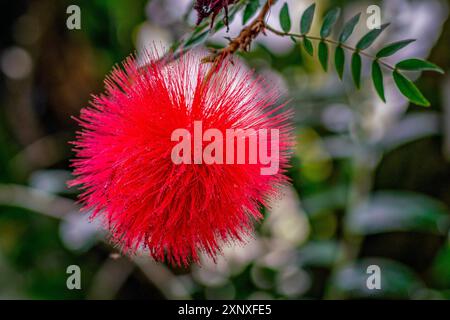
[1,0,450,299]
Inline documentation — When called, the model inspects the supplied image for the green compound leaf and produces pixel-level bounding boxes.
[372,61,386,102]
[301,3,316,34]
[396,58,444,74]
[303,37,314,56]
[335,46,345,79]
[393,71,430,107]
[243,0,260,25]
[279,3,291,33]
[339,13,361,43]
[376,39,416,58]
[356,23,390,50]
[351,52,362,89]
[318,41,329,71]
[320,8,341,38]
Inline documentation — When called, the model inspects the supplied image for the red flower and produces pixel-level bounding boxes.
[70,50,293,266]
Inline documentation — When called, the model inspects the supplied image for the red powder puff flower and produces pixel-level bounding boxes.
[70,50,293,266]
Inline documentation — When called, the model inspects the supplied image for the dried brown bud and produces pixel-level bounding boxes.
[194,0,236,29]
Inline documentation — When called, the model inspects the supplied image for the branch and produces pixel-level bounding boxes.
[174,1,442,105]
[202,0,275,77]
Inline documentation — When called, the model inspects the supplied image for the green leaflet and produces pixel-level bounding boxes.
[335,46,345,79]
[376,39,416,58]
[393,71,430,107]
[279,3,291,33]
[319,41,328,71]
[356,23,390,50]
[351,52,362,89]
[320,8,341,38]
[303,37,314,56]
[372,61,386,102]
[396,59,444,74]
[301,3,316,34]
[185,30,209,47]
[243,0,260,25]
[339,13,361,43]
